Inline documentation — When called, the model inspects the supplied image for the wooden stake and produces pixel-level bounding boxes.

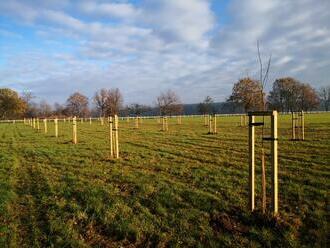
[302,112,304,140]
[37,118,40,131]
[54,118,58,137]
[109,116,113,158]
[72,117,77,144]
[114,115,119,159]
[292,112,295,140]
[271,111,278,215]
[135,116,139,129]
[90,117,92,125]
[249,115,255,211]
[213,114,217,134]
[261,148,266,214]
[44,119,47,133]
[208,114,212,134]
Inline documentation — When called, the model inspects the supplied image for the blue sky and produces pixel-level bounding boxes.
[0,0,329,105]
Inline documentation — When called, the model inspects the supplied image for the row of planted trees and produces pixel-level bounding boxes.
[0,78,329,120]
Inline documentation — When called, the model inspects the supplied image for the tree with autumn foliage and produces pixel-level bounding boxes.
[227,78,264,112]
[267,77,319,112]
[0,88,27,119]
[66,92,89,117]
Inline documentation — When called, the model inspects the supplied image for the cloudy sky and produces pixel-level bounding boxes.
[0,0,329,105]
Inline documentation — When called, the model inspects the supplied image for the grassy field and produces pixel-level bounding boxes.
[0,113,329,247]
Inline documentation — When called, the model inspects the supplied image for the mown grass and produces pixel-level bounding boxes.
[0,114,329,247]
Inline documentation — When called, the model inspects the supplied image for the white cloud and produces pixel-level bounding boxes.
[0,0,329,105]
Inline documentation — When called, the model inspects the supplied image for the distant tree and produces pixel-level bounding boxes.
[319,86,330,111]
[38,100,52,117]
[65,92,89,117]
[268,78,319,112]
[0,88,26,119]
[53,102,65,116]
[128,103,151,116]
[299,83,320,111]
[93,88,123,116]
[105,88,123,116]
[157,90,183,116]
[227,78,264,112]
[197,96,214,114]
[93,88,109,117]
[21,90,37,117]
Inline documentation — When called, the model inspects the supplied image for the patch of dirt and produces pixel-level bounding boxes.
[210,212,249,234]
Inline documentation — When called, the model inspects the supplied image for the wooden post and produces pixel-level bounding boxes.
[33,118,36,129]
[162,116,165,131]
[213,114,217,134]
[54,118,58,137]
[109,116,113,158]
[249,115,255,211]
[44,119,47,133]
[261,148,266,214]
[72,117,77,144]
[292,112,295,140]
[114,115,119,159]
[208,115,212,134]
[135,116,139,129]
[37,118,40,131]
[167,117,169,131]
[90,117,92,125]
[271,111,278,215]
[301,111,304,141]
[101,117,104,126]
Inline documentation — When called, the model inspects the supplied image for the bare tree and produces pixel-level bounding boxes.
[128,103,151,116]
[157,90,183,116]
[197,96,214,114]
[319,86,330,111]
[257,40,271,110]
[66,92,89,117]
[106,88,123,116]
[93,88,109,117]
[38,100,52,117]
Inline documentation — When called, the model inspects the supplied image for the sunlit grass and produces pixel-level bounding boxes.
[0,113,329,247]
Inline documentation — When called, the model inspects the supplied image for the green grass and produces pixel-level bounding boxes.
[0,114,329,247]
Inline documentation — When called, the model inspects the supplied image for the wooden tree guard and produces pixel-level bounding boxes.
[109,115,119,159]
[291,111,305,141]
[114,115,119,158]
[33,118,36,129]
[72,117,77,144]
[90,117,92,125]
[37,118,40,131]
[109,116,113,158]
[162,116,168,131]
[135,116,139,128]
[101,117,104,126]
[54,118,58,137]
[44,119,47,133]
[248,111,278,215]
[208,114,217,134]
[177,115,182,125]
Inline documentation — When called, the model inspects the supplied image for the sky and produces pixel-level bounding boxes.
[0,0,329,105]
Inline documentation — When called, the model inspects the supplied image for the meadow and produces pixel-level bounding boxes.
[0,113,329,247]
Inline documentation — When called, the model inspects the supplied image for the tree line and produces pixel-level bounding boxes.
[0,77,329,119]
